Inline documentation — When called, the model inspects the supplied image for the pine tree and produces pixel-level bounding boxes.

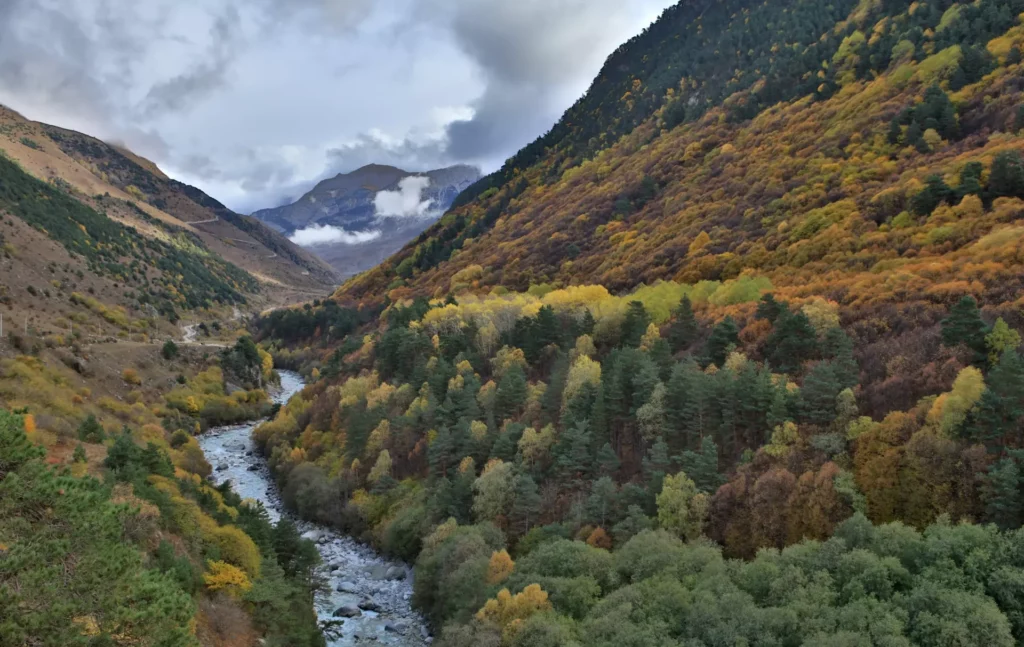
[586,476,620,528]
[887,118,903,145]
[555,421,592,482]
[755,293,787,323]
[509,473,542,536]
[989,150,1024,199]
[982,458,1022,530]
[596,442,620,476]
[959,161,985,198]
[621,301,651,348]
[665,360,708,451]
[704,316,740,367]
[968,350,1024,447]
[910,174,952,216]
[766,310,819,375]
[800,361,843,425]
[678,436,725,494]
[495,363,529,421]
[821,327,859,390]
[668,295,699,352]
[941,296,989,359]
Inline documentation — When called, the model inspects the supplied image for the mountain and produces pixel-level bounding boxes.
[251,163,480,278]
[0,105,339,294]
[0,108,327,646]
[251,1,1024,644]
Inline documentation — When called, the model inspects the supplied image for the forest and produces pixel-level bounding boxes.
[244,2,1024,643]
[253,277,1024,644]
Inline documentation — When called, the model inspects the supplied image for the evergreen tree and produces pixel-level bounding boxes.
[665,360,709,451]
[887,118,903,145]
[612,505,653,545]
[555,421,593,481]
[755,293,787,323]
[77,414,105,443]
[941,296,989,359]
[982,458,1022,530]
[668,295,699,352]
[596,442,621,477]
[704,316,740,368]
[910,174,952,215]
[766,310,819,375]
[678,436,725,494]
[509,473,542,536]
[495,363,529,421]
[959,161,985,198]
[540,353,569,426]
[967,350,1024,447]
[429,427,457,478]
[648,337,675,383]
[1016,103,1024,131]
[800,361,843,426]
[822,327,859,390]
[989,150,1024,199]
[621,301,652,348]
[586,476,620,528]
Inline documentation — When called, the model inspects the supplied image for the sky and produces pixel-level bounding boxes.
[0,0,674,214]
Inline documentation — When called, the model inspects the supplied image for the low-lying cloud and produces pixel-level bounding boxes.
[289,224,381,247]
[374,176,434,218]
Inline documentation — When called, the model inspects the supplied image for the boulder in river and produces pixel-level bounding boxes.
[358,598,380,612]
[385,566,406,581]
[333,605,362,618]
[216,464,228,472]
[336,581,358,594]
[246,464,260,472]
[301,530,321,542]
[385,622,408,634]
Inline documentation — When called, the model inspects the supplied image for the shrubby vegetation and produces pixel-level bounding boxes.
[0,405,324,647]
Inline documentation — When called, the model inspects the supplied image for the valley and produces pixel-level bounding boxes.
[3,0,1024,646]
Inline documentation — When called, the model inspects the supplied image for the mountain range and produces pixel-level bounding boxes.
[252,164,480,278]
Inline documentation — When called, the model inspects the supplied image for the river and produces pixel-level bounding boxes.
[198,371,431,646]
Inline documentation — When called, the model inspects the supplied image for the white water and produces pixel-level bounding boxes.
[198,371,430,646]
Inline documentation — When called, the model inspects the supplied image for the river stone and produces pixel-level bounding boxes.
[385,566,406,581]
[333,605,361,618]
[385,622,408,634]
[301,530,321,542]
[336,581,358,593]
[246,464,260,472]
[358,598,380,612]
[216,464,228,471]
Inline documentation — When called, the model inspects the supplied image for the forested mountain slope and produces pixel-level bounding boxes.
[250,1,1024,645]
[344,0,1024,309]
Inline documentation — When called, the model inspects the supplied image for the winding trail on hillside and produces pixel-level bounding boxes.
[198,372,430,647]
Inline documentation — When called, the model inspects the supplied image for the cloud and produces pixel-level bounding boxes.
[375,176,434,218]
[289,224,381,246]
[0,0,674,212]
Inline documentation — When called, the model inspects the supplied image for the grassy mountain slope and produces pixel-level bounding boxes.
[0,106,338,291]
[251,1,1024,645]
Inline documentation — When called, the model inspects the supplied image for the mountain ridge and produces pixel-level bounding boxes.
[252,162,480,279]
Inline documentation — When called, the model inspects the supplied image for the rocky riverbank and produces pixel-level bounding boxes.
[198,371,430,647]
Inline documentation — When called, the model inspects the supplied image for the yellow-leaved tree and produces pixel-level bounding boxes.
[203,561,252,598]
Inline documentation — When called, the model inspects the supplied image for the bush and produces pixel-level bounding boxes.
[122,368,142,385]
[77,415,105,443]
[162,340,180,360]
